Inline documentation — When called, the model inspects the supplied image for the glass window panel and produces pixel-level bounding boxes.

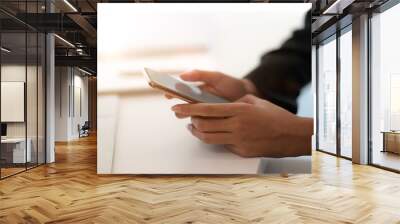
[1,31,27,177]
[317,36,337,154]
[371,3,400,171]
[339,29,352,158]
[0,1,46,179]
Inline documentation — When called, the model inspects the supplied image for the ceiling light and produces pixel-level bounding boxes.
[54,34,75,48]
[63,0,78,12]
[78,67,93,76]
[76,48,85,55]
[1,47,11,53]
[323,0,354,15]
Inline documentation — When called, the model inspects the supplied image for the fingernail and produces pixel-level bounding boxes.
[186,124,193,131]
[171,105,180,112]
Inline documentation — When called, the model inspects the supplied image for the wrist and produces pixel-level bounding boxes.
[289,117,313,137]
[281,116,313,156]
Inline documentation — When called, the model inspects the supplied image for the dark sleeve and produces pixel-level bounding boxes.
[245,11,311,114]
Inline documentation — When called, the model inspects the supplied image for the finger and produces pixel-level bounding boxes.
[172,103,243,117]
[164,94,174,99]
[191,117,234,132]
[199,84,220,96]
[175,112,189,119]
[187,124,233,144]
[236,94,258,104]
[180,70,222,85]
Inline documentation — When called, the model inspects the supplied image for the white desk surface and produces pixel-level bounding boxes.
[1,138,26,144]
[1,137,32,163]
[98,92,310,174]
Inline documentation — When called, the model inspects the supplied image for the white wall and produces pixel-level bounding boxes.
[1,66,26,131]
[55,66,69,141]
[55,67,89,141]
[1,65,37,138]
[72,73,89,138]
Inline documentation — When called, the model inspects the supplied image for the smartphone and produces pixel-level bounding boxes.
[143,67,230,103]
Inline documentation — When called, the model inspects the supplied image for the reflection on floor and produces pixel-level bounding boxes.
[373,150,400,171]
[0,135,400,223]
[0,167,25,178]
[0,162,42,178]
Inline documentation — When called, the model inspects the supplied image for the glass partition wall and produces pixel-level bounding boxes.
[370,2,400,172]
[0,3,46,179]
[0,31,27,177]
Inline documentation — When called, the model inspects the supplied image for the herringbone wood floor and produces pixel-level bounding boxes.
[1,135,400,224]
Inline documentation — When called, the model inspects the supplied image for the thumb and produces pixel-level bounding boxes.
[236,94,258,104]
[180,70,221,85]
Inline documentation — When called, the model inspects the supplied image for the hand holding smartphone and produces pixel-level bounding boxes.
[143,67,230,103]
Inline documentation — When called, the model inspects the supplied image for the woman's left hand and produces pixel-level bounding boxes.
[171,94,313,158]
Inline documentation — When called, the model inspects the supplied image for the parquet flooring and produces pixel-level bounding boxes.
[1,167,26,178]
[1,134,400,224]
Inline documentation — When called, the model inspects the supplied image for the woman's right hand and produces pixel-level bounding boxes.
[167,69,258,100]
[166,69,259,119]
[179,70,250,101]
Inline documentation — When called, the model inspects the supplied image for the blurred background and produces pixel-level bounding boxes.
[98,4,310,103]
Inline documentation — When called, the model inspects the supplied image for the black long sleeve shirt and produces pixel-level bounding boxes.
[245,11,311,114]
